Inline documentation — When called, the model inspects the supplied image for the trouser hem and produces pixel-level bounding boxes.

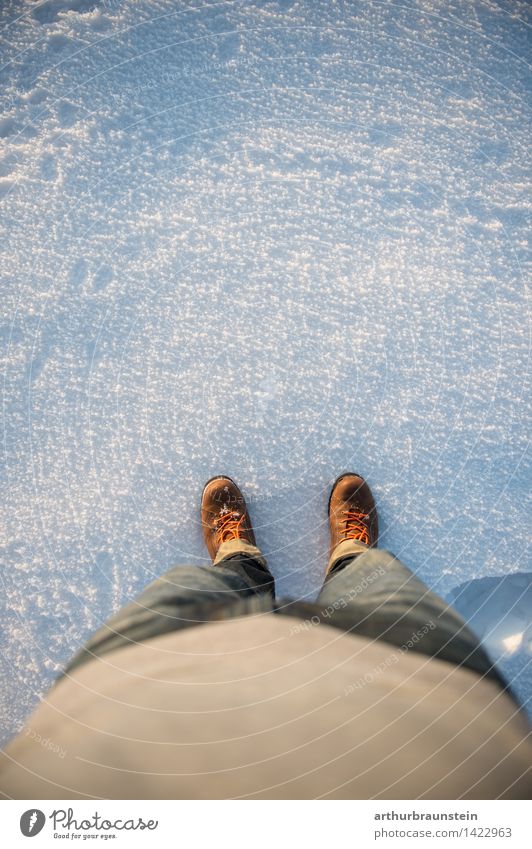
[327,538,370,576]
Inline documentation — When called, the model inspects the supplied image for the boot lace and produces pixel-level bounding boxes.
[214,510,246,543]
[341,510,370,545]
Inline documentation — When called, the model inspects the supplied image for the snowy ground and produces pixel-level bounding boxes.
[1,0,530,741]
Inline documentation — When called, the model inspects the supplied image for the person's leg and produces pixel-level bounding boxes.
[311,473,506,687]
[61,477,274,677]
[62,540,273,677]
[316,540,501,681]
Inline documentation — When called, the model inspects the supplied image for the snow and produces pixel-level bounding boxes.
[448,573,532,712]
[1,0,530,741]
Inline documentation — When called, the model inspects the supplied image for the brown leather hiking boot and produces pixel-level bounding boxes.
[201,476,257,562]
[328,473,378,559]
